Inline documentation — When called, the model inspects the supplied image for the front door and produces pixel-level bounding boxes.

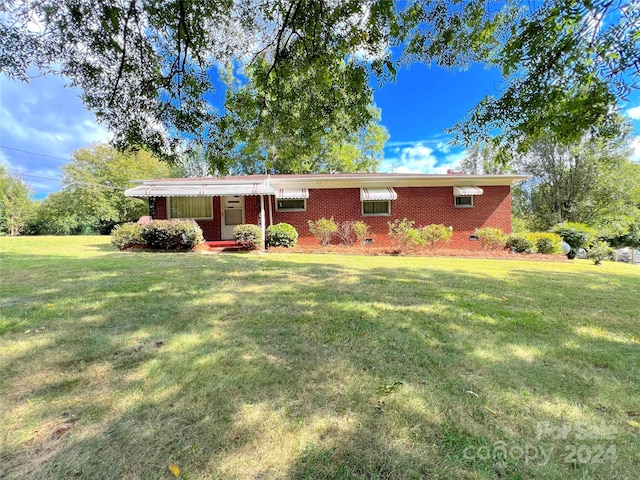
[221,196,245,239]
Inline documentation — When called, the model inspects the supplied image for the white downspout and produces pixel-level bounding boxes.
[268,194,274,228]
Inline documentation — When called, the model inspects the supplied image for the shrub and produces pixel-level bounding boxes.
[506,233,537,253]
[233,224,263,250]
[388,218,424,250]
[110,222,144,250]
[420,224,453,250]
[527,232,563,254]
[587,241,614,265]
[267,223,298,248]
[352,221,371,247]
[335,220,356,246]
[308,217,338,246]
[141,220,204,250]
[550,222,597,250]
[476,227,507,250]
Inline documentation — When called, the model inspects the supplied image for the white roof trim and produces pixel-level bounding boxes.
[360,187,398,201]
[453,186,484,196]
[275,188,309,199]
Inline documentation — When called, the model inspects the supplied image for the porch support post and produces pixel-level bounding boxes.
[268,195,273,228]
[260,194,266,250]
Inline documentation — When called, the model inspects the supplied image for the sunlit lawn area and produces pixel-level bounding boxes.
[1,236,638,479]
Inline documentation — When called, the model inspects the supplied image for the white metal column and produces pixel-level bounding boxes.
[260,195,266,250]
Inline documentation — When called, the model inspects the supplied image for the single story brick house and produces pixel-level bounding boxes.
[125,172,528,249]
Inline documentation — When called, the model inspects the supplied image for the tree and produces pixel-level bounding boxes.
[1,1,637,164]
[0,165,36,235]
[450,0,640,153]
[511,133,640,235]
[457,142,515,175]
[31,144,172,234]
[223,64,390,174]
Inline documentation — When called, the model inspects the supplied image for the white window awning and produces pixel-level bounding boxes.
[453,186,483,196]
[125,183,274,197]
[360,187,397,201]
[275,188,309,199]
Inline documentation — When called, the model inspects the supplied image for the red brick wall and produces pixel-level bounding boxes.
[151,186,512,247]
[270,186,512,249]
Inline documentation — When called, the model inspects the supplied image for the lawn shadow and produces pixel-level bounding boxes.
[1,252,638,479]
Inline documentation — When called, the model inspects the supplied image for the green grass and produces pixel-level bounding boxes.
[1,236,639,479]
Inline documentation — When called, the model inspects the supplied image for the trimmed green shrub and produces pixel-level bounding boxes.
[587,241,614,265]
[550,222,597,250]
[233,224,263,250]
[308,217,338,246]
[110,222,144,250]
[267,223,298,248]
[506,233,537,253]
[141,220,204,250]
[388,218,423,249]
[352,221,371,247]
[476,227,507,250]
[420,224,453,250]
[527,232,563,254]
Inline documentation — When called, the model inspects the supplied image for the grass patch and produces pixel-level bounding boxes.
[1,236,639,479]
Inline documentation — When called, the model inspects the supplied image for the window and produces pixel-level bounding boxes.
[169,197,213,219]
[454,195,474,207]
[276,199,306,211]
[362,200,390,216]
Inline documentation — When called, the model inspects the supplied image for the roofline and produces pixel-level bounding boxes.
[131,173,530,189]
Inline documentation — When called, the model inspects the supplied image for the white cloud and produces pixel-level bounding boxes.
[627,105,640,120]
[381,139,463,174]
[630,136,640,163]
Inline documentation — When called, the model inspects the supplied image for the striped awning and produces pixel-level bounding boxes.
[360,187,397,201]
[125,183,274,197]
[453,186,483,196]
[275,188,309,199]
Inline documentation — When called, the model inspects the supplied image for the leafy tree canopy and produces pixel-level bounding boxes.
[0,164,36,235]
[1,1,638,167]
[29,144,172,234]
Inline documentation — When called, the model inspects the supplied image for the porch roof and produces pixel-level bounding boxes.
[125,183,274,197]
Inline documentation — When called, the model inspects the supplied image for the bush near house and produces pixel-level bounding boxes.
[335,220,371,247]
[550,222,597,250]
[141,220,204,250]
[420,224,453,250]
[506,233,537,253]
[267,223,298,248]
[308,217,338,246]
[527,232,563,254]
[233,224,263,250]
[476,227,508,250]
[110,222,144,250]
[352,221,371,247]
[388,218,422,250]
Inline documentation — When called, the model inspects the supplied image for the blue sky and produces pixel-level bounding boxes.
[1,63,639,198]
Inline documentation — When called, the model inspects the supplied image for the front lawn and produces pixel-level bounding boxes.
[1,236,638,479]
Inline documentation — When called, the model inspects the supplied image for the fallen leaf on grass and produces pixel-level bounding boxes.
[168,463,181,476]
[627,411,640,417]
[483,405,499,416]
[52,421,75,438]
[465,390,480,398]
[627,420,640,429]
